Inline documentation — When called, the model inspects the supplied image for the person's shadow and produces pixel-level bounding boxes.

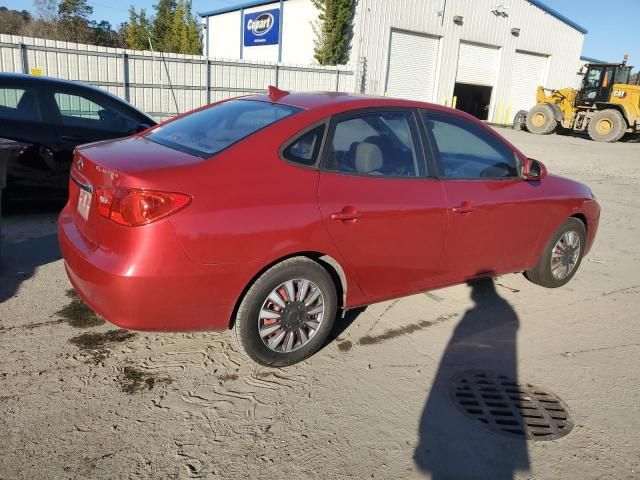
[414,277,530,480]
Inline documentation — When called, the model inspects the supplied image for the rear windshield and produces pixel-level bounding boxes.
[146,99,300,157]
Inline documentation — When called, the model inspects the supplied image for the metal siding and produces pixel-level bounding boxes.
[0,34,355,122]
[386,30,439,101]
[351,0,584,121]
[456,42,499,86]
[509,51,549,121]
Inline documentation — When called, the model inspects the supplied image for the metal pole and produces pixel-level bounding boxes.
[274,63,279,87]
[204,16,210,58]
[122,52,130,102]
[278,0,284,63]
[240,8,244,60]
[19,43,28,74]
[206,59,211,104]
[335,69,340,92]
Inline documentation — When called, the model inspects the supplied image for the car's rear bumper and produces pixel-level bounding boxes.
[58,205,258,332]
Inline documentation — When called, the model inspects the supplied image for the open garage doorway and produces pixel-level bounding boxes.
[453,83,492,120]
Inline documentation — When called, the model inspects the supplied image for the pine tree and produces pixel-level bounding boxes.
[58,0,93,43]
[311,0,354,65]
[125,7,152,51]
[152,0,177,51]
[183,1,201,55]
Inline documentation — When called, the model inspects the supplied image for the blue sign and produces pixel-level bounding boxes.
[244,8,280,47]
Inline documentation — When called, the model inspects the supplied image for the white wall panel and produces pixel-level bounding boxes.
[509,50,549,121]
[456,42,500,86]
[386,30,439,101]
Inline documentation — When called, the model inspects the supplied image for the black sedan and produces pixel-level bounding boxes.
[0,73,156,205]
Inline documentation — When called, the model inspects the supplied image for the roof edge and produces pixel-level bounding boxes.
[199,0,284,17]
[527,0,588,34]
[580,55,605,63]
[199,0,588,36]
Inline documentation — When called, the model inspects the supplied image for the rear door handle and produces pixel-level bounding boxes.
[451,202,476,214]
[330,206,363,222]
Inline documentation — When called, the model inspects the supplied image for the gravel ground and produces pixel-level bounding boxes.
[1,129,639,480]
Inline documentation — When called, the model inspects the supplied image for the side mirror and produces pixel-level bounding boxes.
[523,158,547,181]
[135,123,151,133]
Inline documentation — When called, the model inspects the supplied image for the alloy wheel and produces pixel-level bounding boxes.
[550,231,581,280]
[258,279,325,353]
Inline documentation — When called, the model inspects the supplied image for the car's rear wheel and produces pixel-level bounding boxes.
[233,257,337,366]
[525,218,586,288]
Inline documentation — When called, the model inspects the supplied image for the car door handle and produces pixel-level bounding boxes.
[451,202,476,214]
[330,207,363,222]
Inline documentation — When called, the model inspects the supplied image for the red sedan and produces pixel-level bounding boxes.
[58,88,600,366]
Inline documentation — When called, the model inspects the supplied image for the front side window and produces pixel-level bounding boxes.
[0,87,41,122]
[324,111,423,177]
[147,100,300,158]
[424,112,518,179]
[54,92,138,133]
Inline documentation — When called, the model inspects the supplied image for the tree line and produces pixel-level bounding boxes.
[0,0,201,54]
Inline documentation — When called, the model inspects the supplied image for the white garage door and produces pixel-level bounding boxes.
[385,30,439,102]
[456,42,499,86]
[509,50,549,122]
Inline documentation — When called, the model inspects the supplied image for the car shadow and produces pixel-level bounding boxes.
[317,305,367,352]
[414,277,530,479]
[0,218,61,304]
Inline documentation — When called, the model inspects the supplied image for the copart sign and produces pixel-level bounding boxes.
[244,8,280,47]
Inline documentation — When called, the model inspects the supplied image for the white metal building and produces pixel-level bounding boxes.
[200,0,587,123]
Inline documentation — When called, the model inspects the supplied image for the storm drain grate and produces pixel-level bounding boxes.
[449,370,573,441]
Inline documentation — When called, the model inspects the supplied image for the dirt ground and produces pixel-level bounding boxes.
[1,129,639,480]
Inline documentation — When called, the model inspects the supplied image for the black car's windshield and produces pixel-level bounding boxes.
[146,99,300,157]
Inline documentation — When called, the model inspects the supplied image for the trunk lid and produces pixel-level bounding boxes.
[68,135,201,246]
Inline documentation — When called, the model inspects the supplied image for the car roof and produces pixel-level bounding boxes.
[0,72,155,123]
[247,90,459,116]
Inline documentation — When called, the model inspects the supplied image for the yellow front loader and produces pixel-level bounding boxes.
[518,59,640,142]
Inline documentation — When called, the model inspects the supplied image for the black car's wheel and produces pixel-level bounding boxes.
[525,218,586,288]
[526,104,558,135]
[587,109,626,143]
[233,257,337,367]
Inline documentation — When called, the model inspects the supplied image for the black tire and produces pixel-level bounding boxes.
[526,104,558,135]
[233,257,337,367]
[512,110,528,131]
[587,109,626,143]
[525,218,586,288]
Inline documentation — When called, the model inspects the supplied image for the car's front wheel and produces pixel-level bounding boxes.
[525,218,586,288]
[233,257,337,366]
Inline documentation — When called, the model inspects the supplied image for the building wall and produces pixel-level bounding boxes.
[203,0,319,64]
[208,11,242,59]
[351,0,585,122]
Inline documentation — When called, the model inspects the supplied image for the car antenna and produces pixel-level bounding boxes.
[148,36,180,117]
[268,85,289,101]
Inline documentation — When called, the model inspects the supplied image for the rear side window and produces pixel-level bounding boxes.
[53,91,139,134]
[283,125,326,166]
[147,100,300,158]
[0,87,41,122]
[423,111,518,179]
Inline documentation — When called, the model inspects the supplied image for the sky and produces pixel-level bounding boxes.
[2,0,639,68]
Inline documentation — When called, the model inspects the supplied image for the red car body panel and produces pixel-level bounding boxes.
[58,93,600,332]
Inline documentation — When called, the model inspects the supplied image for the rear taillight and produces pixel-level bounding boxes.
[95,187,191,226]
